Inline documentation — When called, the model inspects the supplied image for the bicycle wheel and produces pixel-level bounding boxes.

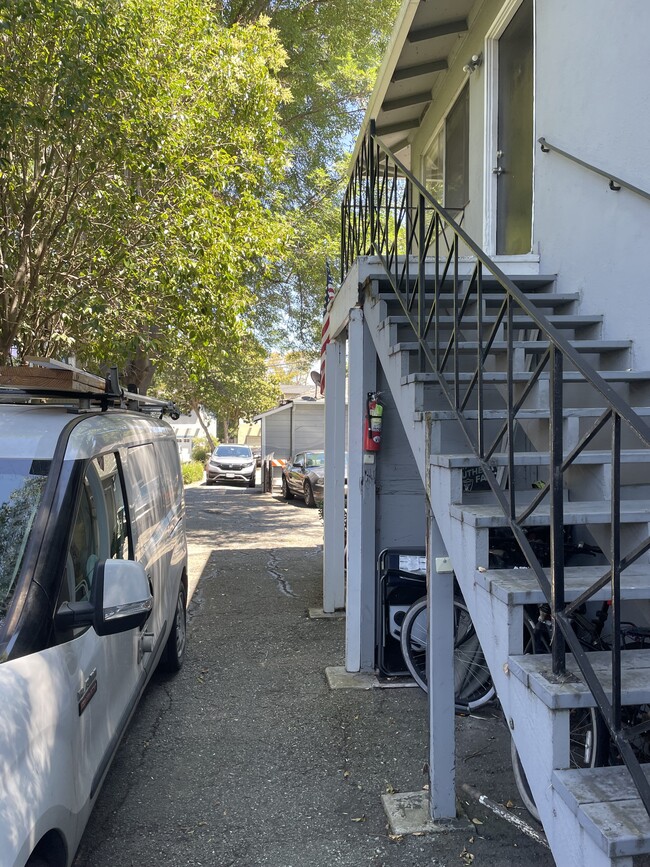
[400,598,427,690]
[511,707,606,823]
[400,597,495,711]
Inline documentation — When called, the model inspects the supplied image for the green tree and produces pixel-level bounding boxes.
[0,0,290,378]
[219,0,401,352]
[153,332,280,445]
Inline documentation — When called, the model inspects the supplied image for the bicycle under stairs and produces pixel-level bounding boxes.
[359,269,650,867]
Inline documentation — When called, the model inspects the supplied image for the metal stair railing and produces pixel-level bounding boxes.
[341,122,650,813]
[538,137,650,202]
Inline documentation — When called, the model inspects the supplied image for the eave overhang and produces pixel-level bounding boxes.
[350,0,475,171]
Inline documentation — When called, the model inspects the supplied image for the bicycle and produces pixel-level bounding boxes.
[399,594,495,712]
[397,526,551,712]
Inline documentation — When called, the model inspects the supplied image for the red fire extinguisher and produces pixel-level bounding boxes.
[365,392,384,451]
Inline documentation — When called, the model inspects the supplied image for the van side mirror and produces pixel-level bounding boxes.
[55,560,152,635]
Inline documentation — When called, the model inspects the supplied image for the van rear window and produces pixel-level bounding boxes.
[0,459,50,623]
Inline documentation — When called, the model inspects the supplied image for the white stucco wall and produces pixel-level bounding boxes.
[406,0,650,365]
[534,0,650,366]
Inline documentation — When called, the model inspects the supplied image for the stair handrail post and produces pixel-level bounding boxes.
[434,211,440,372]
[550,345,566,676]
[418,188,426,371]
[369,121,377,256]
[453,239,460,411]
[506,296,516,519]
[476,262,485,457]
[611,413,622,729]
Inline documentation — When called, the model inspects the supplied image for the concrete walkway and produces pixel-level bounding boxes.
[74,481,555,867]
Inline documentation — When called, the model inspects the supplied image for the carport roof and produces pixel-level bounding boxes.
[253,399,325,423]
[351,0,474,169]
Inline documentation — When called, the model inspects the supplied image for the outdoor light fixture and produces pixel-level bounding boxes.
[463,54,482,74]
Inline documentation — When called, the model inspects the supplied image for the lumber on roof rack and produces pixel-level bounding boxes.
[0,359,180,419]
[0,359,106,392]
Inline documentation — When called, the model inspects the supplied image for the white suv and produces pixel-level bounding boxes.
[0,373,188,867]
[205,444,256,487]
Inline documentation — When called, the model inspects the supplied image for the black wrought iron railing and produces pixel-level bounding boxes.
[341,123,650,810]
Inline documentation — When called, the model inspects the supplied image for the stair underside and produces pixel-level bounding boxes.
[508,648,650,708]
[553,764,650,858]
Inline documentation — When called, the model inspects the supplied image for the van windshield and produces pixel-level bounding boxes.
[0,459,50,624]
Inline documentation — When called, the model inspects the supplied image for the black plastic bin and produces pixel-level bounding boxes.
[376,548,427,677]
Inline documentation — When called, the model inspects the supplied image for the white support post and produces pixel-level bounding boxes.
[323,336,347,613]
[427,496,457,818]
[346,309,377,671]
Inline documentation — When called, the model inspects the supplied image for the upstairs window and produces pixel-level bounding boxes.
[423,84,470,215]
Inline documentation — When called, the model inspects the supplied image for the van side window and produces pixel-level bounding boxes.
[65,454,129,607]
[69,482,100,604]
[157,439,183,514]
[125,444,161,545]
[95,453,130,560]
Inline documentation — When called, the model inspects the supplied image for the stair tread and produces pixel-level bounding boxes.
[403,370,650,384]
[372,275,558,297]
[450,500,650,527]
[416,407,650,420]
[376,292,577,308]
[552,764,650,857]
[508,648,650,709]
[390,339,630,353]
[383,313,602,326]
[476,564,649,605]
[373,273,558,291]
[432,449,650,467]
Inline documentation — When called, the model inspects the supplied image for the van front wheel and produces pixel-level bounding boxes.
[160,584,187,673]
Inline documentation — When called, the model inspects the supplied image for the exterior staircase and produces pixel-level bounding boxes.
[358,269,650,867]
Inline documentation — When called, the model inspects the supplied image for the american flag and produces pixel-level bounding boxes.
[319,261,335,395]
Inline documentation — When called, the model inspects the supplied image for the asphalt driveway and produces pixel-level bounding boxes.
[73,480,554,867]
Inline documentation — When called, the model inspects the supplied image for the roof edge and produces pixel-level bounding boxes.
[347,0,421,175]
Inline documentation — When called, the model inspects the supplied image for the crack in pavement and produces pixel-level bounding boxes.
[266,550,297,597]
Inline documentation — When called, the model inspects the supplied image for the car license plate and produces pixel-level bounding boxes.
[226,472,234,478]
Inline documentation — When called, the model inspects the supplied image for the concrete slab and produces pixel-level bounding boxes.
[309,607,346,620]
[375,674,419,688]
[325,665,377,689]
[381,791,474,836]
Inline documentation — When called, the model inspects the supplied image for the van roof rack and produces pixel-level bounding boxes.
[0,360,180,419]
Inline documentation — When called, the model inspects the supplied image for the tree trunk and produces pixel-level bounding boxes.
[124,346,155,394]
[191,402,216,451]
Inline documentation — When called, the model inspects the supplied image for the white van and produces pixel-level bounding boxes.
[0,369,188,867]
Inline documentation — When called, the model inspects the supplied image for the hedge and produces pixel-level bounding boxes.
[182,460,205,485]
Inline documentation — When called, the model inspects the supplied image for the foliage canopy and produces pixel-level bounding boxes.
[0,0,399,415]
